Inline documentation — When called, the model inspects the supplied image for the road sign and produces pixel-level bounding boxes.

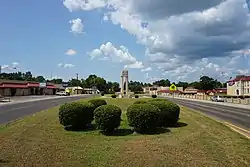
[169,84,177,91]
[62,82,69,87]
[39,83,46,88]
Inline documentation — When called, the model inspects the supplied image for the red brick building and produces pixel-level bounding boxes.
[0,80,57,96]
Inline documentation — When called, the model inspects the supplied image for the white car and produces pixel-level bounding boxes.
[56,91,68,96]
[211,96,224,102]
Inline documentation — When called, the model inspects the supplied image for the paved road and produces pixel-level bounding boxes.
[0,95,92,124]
[167,98,250,130]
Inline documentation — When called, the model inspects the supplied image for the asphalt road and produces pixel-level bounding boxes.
[167,98,250,130]
[0,95,92,124]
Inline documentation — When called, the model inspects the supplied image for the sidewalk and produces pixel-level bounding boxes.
[0,95,86,106]
[161,96,250,110]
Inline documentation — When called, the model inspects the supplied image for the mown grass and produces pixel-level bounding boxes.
[0,98,250,167]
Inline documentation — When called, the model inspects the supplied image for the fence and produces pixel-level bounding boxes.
[166,94,250,105]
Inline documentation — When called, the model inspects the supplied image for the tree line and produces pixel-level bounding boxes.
[0,71,228,93]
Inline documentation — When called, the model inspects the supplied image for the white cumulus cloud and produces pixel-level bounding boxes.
[65,49,77,56]
[57,63,75,68]
[63,0,106,12]
[89,42,144,69]
[64,0,250,81]
[69,18,84,35]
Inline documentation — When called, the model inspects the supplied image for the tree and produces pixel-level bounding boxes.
[24,71,33,81]
[199,76,215,91]
[36,76,45,83]
[68,79,82,87]
[128,81,143,92]
[188,81,201,89]
[176,81,189,89]
[48,78,63,84]
[85,74,107,91]
[153,79,170,87]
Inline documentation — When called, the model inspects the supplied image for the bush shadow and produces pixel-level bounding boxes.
[0,159,10,164]
[101,128,134,136]
[168,122,188,128]
[135,127,171,135]
[64,124,97,132]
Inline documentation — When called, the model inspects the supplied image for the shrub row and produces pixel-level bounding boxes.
[59,98,180,134]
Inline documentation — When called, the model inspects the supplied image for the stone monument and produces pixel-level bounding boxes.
[120,70,129,97]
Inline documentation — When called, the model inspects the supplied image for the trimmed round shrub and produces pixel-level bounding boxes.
[148,101,180,126]
[127,104,160,133]
[152,95,157,98]
[94,105,122,133]
[88,99,107,109]
[101,92,105,96]
[59,102,95,129]
[133,100,148,104]
[135,95,139,98]
[111,94,117,98]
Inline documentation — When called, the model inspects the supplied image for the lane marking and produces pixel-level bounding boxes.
[224,122,250,133]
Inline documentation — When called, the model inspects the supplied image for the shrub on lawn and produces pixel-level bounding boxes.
[135,95,139,98]
[149,98,168,102]
[88,99,107,109]
[111,94,117,98]
[127,104,160,133]
[148,100,180,126]
[133,100,148,104]
[152,95,157,98]
[101,92,105,96]
[94,105,122,133]
[59,102,95,129]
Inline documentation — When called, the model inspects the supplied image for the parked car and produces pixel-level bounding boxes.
[211,96,224,102]
[56,91,69,96]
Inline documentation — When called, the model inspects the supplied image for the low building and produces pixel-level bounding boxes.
[0,80,57,96]
[158,90,182,96]
[144,86,183,95]
[183,87,198,95]
[227,76,250,96]
[66,86,83,95]
[83,88,100,94]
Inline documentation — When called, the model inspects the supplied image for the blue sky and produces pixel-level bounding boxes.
[1,0,250,83]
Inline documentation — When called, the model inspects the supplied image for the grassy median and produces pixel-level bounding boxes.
[0,98,250,167]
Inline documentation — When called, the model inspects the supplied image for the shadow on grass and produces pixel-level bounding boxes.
[101,128,134,136]
[0,159,10,164]
[169,122,188,128]
[64,124,97,132]
[135,127,171,135]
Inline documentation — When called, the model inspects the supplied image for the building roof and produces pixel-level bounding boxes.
[198,89,227,94]
[0,84,28,88]
[158,90,182,93]
[0,80,57,89]
[227,76,250,82]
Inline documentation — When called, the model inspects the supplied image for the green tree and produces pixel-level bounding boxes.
[153,79,170,87]
[176,81,189,89]
[68,79,82,87]
[36,76,46,83]
[128,81,143,92]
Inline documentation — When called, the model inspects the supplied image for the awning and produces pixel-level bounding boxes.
[47,85,57,89]
[0,84,28,88]
[27,83,39,87]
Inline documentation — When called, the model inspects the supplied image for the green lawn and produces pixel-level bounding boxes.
[0,98,250,167]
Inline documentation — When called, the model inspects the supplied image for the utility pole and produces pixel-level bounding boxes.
[76,73,79,94]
